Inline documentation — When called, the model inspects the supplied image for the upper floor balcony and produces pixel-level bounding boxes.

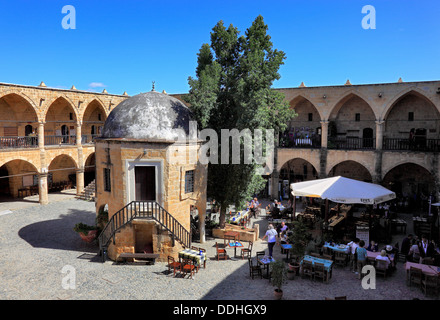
[0,134,99,150]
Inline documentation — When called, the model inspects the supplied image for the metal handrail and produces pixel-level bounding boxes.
[98,200,191,261]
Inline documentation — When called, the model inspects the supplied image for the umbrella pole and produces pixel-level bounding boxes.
[325,199,329,223]
[293,195,296,221]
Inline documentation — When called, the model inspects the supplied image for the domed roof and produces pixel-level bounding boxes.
[101,91,195,141]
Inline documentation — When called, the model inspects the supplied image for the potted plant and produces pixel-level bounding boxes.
[73,223,98,243]
[270,260,288,300]
[288,219,311,274]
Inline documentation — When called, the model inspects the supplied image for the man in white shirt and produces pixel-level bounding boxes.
[262,224,278,258]
[347,238,360,273]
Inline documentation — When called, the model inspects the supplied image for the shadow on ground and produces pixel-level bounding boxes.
[18,207,99,254]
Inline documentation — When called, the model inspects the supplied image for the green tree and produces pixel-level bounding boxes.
[185,15,296,227]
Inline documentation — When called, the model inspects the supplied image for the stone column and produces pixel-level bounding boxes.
[38,121,45,149]
[76,121,82,146]
[375,120,385,150]
[76,168,85,196]
[271,170,279,200]
[320,120,329,148]
[38,172,49,205]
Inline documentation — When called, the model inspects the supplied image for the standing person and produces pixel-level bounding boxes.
[408,239,421,263]
[348,238,360,272]
[262,224,278,258]
[356,240,368,279]
[401,234,413,260]
[418,234,435,262]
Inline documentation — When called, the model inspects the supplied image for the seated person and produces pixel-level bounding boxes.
[280,231,288,244]
[367,240,379,252]
[276,221,289,236]
[375,250,392,269]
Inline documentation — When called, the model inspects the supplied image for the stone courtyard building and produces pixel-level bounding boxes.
[95,90,207,262]
[1,78,440,237]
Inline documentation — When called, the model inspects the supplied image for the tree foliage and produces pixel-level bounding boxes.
[185,15,296,227]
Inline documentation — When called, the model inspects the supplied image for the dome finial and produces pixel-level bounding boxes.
[152,81,156,92]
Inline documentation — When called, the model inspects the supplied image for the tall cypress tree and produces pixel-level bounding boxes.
[186,15,296,227]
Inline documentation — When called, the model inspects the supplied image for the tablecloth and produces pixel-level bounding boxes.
[179,249,206,266]
[301,255,333,272]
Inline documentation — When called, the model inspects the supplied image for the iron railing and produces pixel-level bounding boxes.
[328,137,375,150]
[98,200,191,261]
[44,135,77,146]
[0,136,38,149]
[383,138,440,152]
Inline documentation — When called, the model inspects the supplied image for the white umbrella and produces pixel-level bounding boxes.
[290,176,396,205]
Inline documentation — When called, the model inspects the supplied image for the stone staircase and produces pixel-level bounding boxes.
[76,179,96,201]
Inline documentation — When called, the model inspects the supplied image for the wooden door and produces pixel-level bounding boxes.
[135,166,156,201]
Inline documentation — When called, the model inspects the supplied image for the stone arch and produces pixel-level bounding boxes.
[289,95,324,121]
[0,93,40,137]
[82,99,107,136]
[328,160,373,182]
[48,154,78,187]
[43,95,79,122]
[382,162,436,209]
[326,153,374,179]
[0,159,39,198]
[381,87,439,121]
[328,91,377,142]
[0,90,39,113]
[382,88,440,142]
[279,157,319,183]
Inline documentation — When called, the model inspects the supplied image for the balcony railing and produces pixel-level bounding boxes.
[279,137,321,149]
[44,135,77,146]
[383,138,440,152]
[328,137,375,150]
[81,134,99,144]
[0,136,38,149]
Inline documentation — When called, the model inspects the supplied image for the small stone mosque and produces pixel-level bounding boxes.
[95,88,207,262]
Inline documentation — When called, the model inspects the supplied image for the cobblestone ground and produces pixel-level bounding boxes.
[0,196,437,300]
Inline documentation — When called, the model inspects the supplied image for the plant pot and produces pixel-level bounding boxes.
[288,264,300,275]
[79,229,98,243]
[274,288,283,300]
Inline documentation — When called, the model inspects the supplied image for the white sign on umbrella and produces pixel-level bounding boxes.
[290,176,396,205]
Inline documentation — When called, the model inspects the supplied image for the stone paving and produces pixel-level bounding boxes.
[0,195,437,300]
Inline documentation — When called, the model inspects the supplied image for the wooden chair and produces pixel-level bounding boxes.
[375,260,388,278]
[310,252,321,258]
[322,254,333,261]
[301,260,314,280]
[241,241,253,260]
[191,246,199,251]
[335,296,347,300]
[216,242,228,261]
[167,256,181,276]
[224,235,235,247]
[421,274,440,296]
[334,252,347,267]
[314,262,326,283]
[409,266,423,288]
[180,258,196,279]
[248,257,263,279]
[256,251,268,274]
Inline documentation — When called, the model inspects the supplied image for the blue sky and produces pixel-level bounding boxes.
[0,0,439,95]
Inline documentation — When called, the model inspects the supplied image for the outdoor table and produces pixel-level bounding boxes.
[404,262,440,284]
[300,255,333,281]
[258,256,275,279]
[280,243,292,260]
[178,249,206,268]
[323,242,350,254]
[224,231,239,240]
[227,240,244,259]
